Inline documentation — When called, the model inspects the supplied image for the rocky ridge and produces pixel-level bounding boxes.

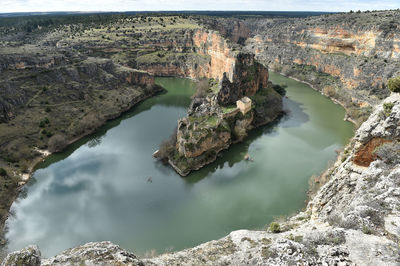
[3,93,399,265]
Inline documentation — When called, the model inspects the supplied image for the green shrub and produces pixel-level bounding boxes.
[272,84,286,96]
[45,107,51,112]
[383,102,394,116]
[269,222,280,233]
[362,226,374,235]
[388,76,400,92]
[0,168,6,177]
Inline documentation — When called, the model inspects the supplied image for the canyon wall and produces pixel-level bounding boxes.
[243,10,400,124]
[136,29,237,82]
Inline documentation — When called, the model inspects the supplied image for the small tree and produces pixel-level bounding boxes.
[157,127,177,161]
[48,134,68,153]
[388,76,400,93]
[191,79,209,99]
[0,167,7,177]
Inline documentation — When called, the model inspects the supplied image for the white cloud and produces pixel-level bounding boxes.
[0,0,398,13]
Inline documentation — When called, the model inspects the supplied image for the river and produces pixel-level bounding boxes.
[5,72,354,257]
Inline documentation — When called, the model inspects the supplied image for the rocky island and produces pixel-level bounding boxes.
[156,52,283,176]
[1,9,400,266]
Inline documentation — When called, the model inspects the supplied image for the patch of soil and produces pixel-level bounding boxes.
[353,138,391,167]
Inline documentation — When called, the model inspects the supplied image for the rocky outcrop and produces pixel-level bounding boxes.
[41,242,143,266]
[0,54,64,72]
[217,53,269,105]
[163,50,283,176]
[199,17,252,45]
[136,25,282,176]
[168,78,283,176]
[8,93,398,265]
[2,245,41,266]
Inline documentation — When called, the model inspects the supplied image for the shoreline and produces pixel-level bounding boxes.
[0,85,165,249]
[274,71,358,201]
[275,71,358,126]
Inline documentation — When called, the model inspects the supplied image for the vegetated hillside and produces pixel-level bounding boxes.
[243,9,400,125]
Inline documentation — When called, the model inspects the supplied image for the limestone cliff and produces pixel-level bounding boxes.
[136,28,238,82]
[244,10,400,124]
[4,93,399,265]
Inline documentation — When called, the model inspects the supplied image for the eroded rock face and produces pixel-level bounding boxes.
[135,29,237,81]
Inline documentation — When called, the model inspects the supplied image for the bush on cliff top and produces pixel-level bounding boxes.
[383,102,394,117]
[388,76,400,93]
[269,222,280,233]
[48,134,68,153]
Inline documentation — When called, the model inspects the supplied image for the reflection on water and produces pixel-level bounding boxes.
[5,74,354,257]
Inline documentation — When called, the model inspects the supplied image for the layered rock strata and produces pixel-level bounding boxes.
[244,10,400,124]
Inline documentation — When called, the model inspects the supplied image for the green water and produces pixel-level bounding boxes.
[5,73,354,257]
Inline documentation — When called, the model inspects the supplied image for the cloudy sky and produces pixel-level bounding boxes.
[1,0,399,13]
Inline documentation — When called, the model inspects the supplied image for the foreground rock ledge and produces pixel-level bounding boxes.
[3,94,400,265]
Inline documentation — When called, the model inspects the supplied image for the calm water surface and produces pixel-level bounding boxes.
[5,73,354,257]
